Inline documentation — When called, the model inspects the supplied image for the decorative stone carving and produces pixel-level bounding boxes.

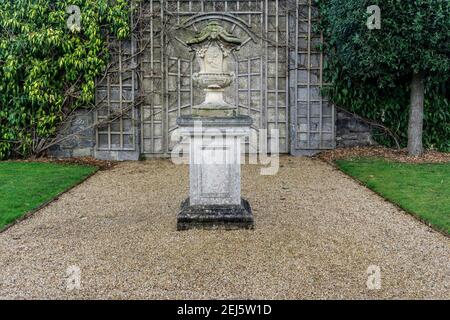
[176,20,254,230]
[186,21,242,117]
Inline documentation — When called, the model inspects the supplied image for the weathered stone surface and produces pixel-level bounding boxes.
[49,108,139,161]
[177,198,254,231]
[48,145,73,158]
[176,23,254,230]
[48,109,95,158]
[177,115,253,127]
[72,148,93,158]
[178,115,252,206]
[177,115,253,229]
[94,150,140,161]
[336,109,376,148]
[188,21,242,117]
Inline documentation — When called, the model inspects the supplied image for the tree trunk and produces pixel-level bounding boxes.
[407,72,425,156]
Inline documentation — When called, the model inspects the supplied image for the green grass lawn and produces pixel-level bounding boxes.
[336,158,450,234]
[0,162,97,229]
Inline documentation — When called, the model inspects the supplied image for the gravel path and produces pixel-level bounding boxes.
[0,157,449,299]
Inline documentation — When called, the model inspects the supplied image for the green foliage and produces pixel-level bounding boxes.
[336,158,450,234]
[0,161,97,228]
[0,0,130,159]
[316,0,450,151]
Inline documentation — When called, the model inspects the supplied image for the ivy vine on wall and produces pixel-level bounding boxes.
[0,0,130,159]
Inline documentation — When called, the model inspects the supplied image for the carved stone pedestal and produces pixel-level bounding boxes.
[175,21,253,230]
[177,116,254,230]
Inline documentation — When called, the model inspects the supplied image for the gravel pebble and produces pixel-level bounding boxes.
[0,156,449,299]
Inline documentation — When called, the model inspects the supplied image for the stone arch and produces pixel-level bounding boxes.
[178,13,258,44]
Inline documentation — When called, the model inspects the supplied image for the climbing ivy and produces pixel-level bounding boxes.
[0,0,130,159]
[316,0,450,152]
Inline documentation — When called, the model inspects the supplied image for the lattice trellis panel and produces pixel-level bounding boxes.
[139,0,165,154]
[289,0,335,153]
[96,0,335,156]
[138,0,292,155]
[237,57,263,129]
[95,35,137,151]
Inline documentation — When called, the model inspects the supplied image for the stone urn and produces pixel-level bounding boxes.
[187,21,242,117]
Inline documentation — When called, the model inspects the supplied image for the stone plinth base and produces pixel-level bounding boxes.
[177,198,254,231]
[176,115,253,230]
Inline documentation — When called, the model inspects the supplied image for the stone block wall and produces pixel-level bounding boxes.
[48,109,95,158]
[48,108,140,161]
[336,108,376,148]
